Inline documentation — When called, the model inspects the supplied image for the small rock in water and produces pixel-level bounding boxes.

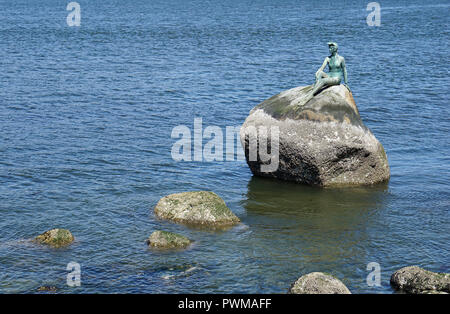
[154,191,240,227]
[147,231,191,249]
[288,272,351,294]
[34,229,74,248]
[390,266,449,294]
[37,286,58,292]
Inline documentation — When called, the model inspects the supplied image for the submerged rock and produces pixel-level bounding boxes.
[34,229,74,248]
[37,286,58,292]
[154,191,240,227]
[390,266,450,294]
[288,272,351,294]
[240,85,390,186]
[147,231,191,249]
[159,263,200,280]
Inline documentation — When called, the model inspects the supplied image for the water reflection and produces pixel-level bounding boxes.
[244,176,389,218]
[240,176,390,289]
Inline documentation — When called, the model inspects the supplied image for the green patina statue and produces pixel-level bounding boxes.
[295,42,350,107]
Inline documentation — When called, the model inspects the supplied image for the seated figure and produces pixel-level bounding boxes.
[295,42,350,107]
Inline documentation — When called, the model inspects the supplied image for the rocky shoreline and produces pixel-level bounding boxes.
[29,86,444,294]
[33,190,448,294]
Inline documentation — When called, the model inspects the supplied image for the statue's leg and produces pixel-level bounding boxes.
[294,76,339,108]
[294,79,323,108]
[314,71,328,87]
[294,83,322,107]
[311,79,326,95]
[312,76,340,94]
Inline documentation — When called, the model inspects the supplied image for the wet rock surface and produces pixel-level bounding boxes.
[390,266,450,294]
[154,191,240,227]
[240,85,390,186]
[288,272,351,294]
[146,231,191,249]
[34,229,74,248]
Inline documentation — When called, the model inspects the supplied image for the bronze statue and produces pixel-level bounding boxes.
[295,42,350,107]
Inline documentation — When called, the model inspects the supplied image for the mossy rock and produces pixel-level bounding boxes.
[154,191,240,227]
[147,231,191,249]
[390,266,450,294]
[35,229,74,248]
[288,272,351,294]
[254,85,362,125]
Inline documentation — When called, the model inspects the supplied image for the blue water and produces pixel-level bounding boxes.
[0,0,449,293]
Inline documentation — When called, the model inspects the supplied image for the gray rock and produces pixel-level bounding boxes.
[34,228,74,248]
[390,266,450,294]
[147,231,191,249]
[240,85,390,186]
[154,191,240,227]
[289,272,351,294]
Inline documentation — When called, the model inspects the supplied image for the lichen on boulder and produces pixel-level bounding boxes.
[240,85,390,187]
[288,272,351,294]
[34,229,74,248]
[147,231,191,249]
[154,191,240,227]
[390,266,450,294]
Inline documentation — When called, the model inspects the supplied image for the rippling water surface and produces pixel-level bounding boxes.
[0,0,449,293]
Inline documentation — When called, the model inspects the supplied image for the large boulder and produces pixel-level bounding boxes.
[146,231,191,249]
[154,191,240,227]
[34,229,74,248]
[390,266,450,294]
[289,272,351,294]
[240,85,390,186]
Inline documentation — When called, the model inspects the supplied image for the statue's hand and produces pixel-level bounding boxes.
[344,84,351,93]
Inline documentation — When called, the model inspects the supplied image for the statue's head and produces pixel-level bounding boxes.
[328,42,338,54]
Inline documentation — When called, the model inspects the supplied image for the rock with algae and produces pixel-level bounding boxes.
[154,191,240,227]
[146,231,191,249]
[34,229,74,248]
[390,266,450,294]
[288,272,351,294]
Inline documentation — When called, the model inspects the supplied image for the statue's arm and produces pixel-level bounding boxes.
[341,57,351,92]
[315,57,329,78]
[341,57,348,85]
